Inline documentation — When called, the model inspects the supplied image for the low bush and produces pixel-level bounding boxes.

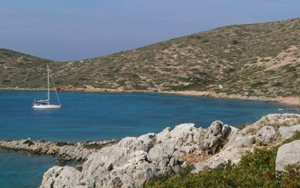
[84,143,102,150]
[23,140,34,146]
[55,142,74,147]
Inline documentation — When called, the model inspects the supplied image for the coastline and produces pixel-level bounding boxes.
[32,114,300,187]
[0,139,117,165]
[4,90,300,185]
[2,86,300,107]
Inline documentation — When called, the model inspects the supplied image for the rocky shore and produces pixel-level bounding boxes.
[38,113,300,187]
[0,139,117,165]
[2,113,300,187]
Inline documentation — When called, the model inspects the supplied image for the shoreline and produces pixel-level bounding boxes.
[1,110,300,186]
[34,114,300,187]
[1,87,300,107]
[0,139,118,165]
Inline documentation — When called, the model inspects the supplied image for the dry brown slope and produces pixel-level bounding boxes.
[1,17,300,99]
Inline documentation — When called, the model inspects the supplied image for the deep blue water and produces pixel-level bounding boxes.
[0,90,292,187]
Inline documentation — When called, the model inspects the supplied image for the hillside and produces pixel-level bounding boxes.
[1,17,300,98]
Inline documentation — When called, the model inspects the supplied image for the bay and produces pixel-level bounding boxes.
[0,90,292,187]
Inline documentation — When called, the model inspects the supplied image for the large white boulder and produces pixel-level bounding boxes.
[276,140,300,172]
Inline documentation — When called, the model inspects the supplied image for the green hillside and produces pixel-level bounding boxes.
[1,17,300,98]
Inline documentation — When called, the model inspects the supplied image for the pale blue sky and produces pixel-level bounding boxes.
[0,0,299,61]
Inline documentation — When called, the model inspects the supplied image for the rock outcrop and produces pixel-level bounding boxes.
[202,120,231,154]
[40,122,223,188]
[279,125,300,140]
[40,125,201,188]
[276,140,300,172]
[0,139,117,164]
[17,113,300,187]
[193,113,300,173]
[256,126,277,144]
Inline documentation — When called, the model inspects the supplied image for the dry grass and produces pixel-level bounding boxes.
[179,152,212,165]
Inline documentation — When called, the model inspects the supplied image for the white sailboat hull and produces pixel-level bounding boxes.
[32,104,61,109]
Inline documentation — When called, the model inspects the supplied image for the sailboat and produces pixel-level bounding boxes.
[32,65,61,109]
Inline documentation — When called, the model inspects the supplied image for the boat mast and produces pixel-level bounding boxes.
[47,65,50,105]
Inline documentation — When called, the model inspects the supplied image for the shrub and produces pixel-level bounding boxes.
[251,81,267,88]
[23,140,34,146]
[84,143,102,150]
[55,142,74,147]
[272,82,282,87]
[84,140,118,150]
[232,40,238,45]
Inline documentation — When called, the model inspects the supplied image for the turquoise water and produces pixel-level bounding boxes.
[0,90,292,187]
[0,150,58,188]
[0,149,80,188]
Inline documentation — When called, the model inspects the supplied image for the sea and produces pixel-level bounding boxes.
[0,90,293,188]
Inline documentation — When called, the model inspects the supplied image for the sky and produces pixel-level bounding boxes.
[0,0,299,62]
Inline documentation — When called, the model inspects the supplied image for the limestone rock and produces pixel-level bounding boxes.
[156,123,205,156]
[203,120,231,154]
[40,166,81,188]
[256,126,277,144]
[224,133,254,149]
[156,127,171,142]
[279,125,300,140]
[39,123,204,188]
[276,140,300,171]
[38,113,300,188]
[40,132,160,188]
[193,146,250,173]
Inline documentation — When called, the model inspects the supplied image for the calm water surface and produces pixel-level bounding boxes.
[0,90,293,187]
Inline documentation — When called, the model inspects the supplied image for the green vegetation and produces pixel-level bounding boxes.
[83,143,103,150]
[146,131,300,187]
[55,142,74,147]
[251,81,267,88]
[23,140,34,146]
[84,140,118,150]
[272,82,283,87]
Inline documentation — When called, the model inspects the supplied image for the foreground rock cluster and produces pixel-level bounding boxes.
[2,113,300,187]
[35,113,300,188]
